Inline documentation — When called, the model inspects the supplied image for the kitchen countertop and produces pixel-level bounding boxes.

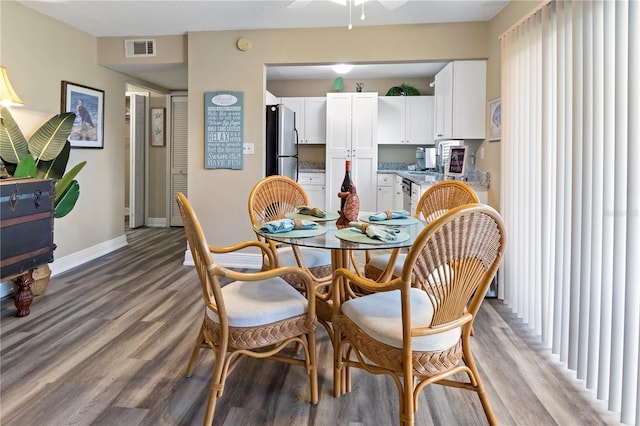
[380,170,489,189]
[298,165,489,189]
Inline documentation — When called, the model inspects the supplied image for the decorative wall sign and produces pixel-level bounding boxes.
[204,91,244,169]
[61,81,104,148]
[446,146,467,178]
[150,108,165,146]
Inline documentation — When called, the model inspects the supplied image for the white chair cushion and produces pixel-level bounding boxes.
[341,288,461,352]
[206,276,308,327]
[277,246,331,269]
[368,253,406,277]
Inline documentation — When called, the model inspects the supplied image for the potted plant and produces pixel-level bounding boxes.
[0,106,87,294]
[385,83,420,96]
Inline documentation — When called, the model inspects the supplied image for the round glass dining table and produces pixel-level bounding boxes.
[254,214,426,277]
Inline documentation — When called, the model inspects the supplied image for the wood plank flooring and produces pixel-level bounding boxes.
[0,225,620,425]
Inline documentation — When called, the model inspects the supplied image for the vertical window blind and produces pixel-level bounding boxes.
[500,0,639,423]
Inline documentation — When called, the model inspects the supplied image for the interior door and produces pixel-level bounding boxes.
[170,95,188,226]
[129,93,147,228]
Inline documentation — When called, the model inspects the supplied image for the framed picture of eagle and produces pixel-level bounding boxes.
[61,81,104,148]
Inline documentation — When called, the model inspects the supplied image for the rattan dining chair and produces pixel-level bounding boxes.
[248,175,334,335]
[364,180,480,283]
[176,192,318,426]
[332,204,506,426]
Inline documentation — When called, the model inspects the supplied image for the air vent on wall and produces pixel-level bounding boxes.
[124,39,156,58]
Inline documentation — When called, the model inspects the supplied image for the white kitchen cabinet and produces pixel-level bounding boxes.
[281,97,326,144]
[376,173,394,211]
[266,90,280,105]
[378,96,434,145]
[433,60,486,140]
[325,92,378,212]
[393,174,403,210]
[298,172,326,210]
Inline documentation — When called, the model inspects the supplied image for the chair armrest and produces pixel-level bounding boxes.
[211,264,316,307]
[208,240,277,269]
[332,267,403,313]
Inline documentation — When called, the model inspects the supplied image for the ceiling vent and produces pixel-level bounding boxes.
[124,39,156,58]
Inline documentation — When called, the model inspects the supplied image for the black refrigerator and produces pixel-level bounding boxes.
[266,104,298,181]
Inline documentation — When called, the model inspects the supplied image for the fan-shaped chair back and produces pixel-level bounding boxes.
[416,180,480,223]
[248,175,308,227]
[176,192,226,323]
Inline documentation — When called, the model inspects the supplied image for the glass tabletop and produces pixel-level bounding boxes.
[255,217,426,251]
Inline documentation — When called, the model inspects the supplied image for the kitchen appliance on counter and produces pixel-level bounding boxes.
[266,104,298,181]
[416,147,436,171]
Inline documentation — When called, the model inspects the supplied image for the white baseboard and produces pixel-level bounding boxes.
[49,235,128,276]
[0,234,128,300]
[182,249,262,270]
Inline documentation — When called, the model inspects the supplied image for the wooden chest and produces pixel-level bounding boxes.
[0,178,55,281]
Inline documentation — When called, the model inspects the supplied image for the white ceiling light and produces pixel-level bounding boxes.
[332,64,354,74]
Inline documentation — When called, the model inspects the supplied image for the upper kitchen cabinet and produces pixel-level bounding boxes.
[433,60,486,140]
[281,97,326,144]
[325,92,378,212]
[378,96,434,145]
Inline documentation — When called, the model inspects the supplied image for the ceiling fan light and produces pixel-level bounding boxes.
[332,64,354,74]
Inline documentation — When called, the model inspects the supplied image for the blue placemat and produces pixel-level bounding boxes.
[358,215,419,226]
[285,211,340,222]
[262,226,327,238]
[335,228,410,245]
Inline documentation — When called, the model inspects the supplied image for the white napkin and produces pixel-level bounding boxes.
[349,222,400,242]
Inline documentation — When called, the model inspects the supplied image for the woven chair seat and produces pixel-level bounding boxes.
[341,288,461,352]
[206,276,308,327]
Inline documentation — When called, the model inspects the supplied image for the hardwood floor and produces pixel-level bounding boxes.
[1,225,619,425]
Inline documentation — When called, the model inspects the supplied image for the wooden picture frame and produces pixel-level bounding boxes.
[488,97,501,141]
[446,146,468,178]
[151,108,165,147]
[61,81,104,148]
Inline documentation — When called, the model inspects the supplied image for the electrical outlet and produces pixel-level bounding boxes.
[243,143,254,155]
[479,147,485,160]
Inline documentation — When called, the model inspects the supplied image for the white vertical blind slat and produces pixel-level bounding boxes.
[597,0,615,403]
[628,1,640,421]
[609,0,629,415]
[587,0,604,391]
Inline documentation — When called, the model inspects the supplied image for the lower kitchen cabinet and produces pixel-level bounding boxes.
[376,173,394,211]
[393,174,403,210]
[298,172,326,210]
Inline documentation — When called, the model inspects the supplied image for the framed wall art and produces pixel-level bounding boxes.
[488,97,501,141]
[151,107,165,147]
[61,81,104,148]
[446,146,468,179]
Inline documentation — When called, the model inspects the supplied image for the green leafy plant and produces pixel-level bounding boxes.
[0,106,86,218]
[385,83,420,96]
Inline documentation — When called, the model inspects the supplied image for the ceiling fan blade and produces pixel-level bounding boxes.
[287,0,313,9]
[377,0,409,10]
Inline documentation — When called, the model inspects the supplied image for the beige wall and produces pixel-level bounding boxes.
[1,0,128,261]
[268,77,434,97]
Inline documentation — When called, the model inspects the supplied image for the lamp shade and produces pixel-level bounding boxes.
[0,66,24,107]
